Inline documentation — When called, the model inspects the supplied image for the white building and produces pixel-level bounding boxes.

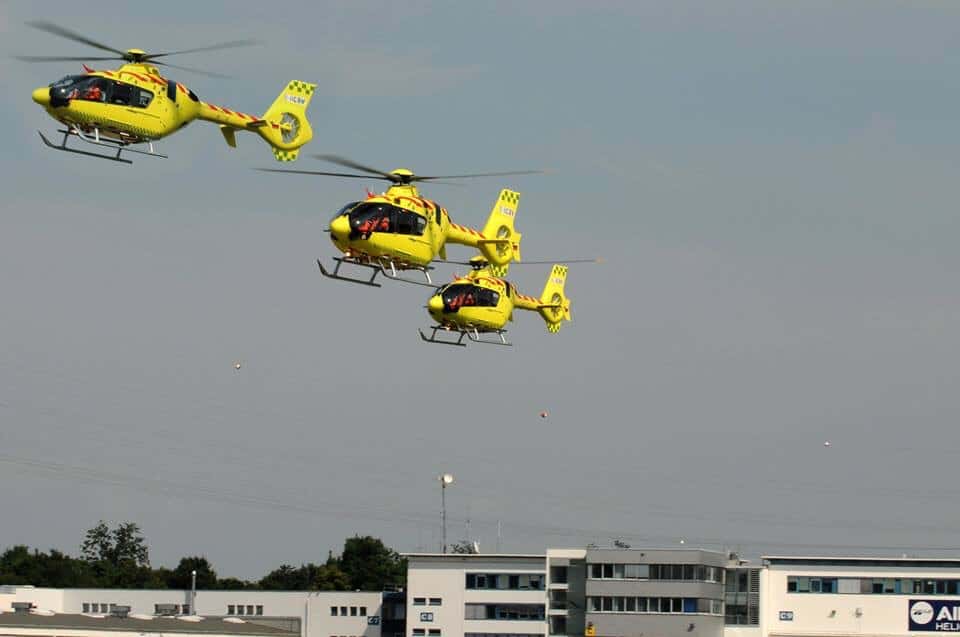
[404,553,547,637]
[761,556,960,637]
[0,586,389,637]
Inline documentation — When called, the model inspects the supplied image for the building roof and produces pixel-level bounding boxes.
[0,613,298,636]
[764,556,960,568]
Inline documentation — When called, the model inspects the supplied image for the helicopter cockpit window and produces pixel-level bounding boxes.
[441,284,499,311]
[54,76,110,103]
[107,81,153,108]
[349,203,395,236]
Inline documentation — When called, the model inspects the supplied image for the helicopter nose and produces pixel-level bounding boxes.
[32,87,50,106]
[329,215,351,240]
[427,295,445,313]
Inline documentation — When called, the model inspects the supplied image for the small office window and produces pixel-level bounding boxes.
[256,605,263,616]
[429,598,441,606]
[330,607,337,616]
[359,607,366,616]
[340,607,347,616]
[413,598,426,606]
[429,631,441,636]
[413,630,426,636]
[228,605,236,615]
[83,603,90,613]
[350,607,357,616]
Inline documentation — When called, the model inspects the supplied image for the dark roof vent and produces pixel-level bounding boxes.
[155,604,179,617]
[110,606,131,619]
[12,602,34,614]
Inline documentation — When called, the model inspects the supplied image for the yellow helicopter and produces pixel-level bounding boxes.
[419,256,573,347]
[19,21,315,164]
[260,155,540,286]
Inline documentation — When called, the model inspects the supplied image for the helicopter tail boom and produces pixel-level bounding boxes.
[200,80,316,161]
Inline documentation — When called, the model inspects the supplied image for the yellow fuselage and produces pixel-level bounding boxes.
[426,271,540,332]
[327,183,495,268]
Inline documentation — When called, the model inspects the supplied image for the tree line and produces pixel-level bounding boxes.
[0,521,406,591]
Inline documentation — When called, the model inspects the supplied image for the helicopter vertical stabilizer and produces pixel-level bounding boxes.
[537,265,571,333]
[477,189,522,275]
[258,80,317,161]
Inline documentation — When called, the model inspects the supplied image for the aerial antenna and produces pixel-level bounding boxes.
[496,519,502,553]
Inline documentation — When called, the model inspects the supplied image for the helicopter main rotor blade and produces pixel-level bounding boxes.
[416,170,543,181]
[256,168,385,179]
[312,154,399,181]
[153,61,233,79]
[15,55,123,62]
[515,258,604,264]
[147,39,260,59]
[25,20,126,57]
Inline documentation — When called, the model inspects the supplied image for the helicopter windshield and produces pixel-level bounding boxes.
[331,201,362,222]
[348,202,426,237]
[440,284,499,311]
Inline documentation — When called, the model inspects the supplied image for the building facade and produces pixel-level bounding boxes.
[404,553,548,637]
[762,556,960,637]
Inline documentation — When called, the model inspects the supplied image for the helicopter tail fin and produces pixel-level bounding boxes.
[537,265,571,333]
[477,189,522,275]
[256,80,317,162]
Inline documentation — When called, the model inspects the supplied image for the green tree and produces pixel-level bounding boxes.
[218,577,252,590]
[339,536,405,591]
[80,521,150,587]
[168,556,217,590]
[311,562,350,591]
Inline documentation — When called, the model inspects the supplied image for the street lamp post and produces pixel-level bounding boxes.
[190,570,197,615]
[438,473,454,553]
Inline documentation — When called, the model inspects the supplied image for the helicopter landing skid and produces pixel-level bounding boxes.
[38,127,167,163]
[317,257,435,288]
[418,326,512,347]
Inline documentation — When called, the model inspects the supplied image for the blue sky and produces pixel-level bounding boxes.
[2,0,960,578]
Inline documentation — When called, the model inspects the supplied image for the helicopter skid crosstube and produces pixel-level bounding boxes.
[38,127,167,164]
[317,257,436,288]
[418,325,511,347]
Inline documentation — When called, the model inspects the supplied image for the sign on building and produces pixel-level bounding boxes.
[910,600,960,632]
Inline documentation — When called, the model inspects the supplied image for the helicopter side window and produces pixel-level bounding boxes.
[435,206,442,227]
[331,201,362,222]
[477,289,500,307]
[396,210,426,236]
[441,284,479,310]
[134,87,154,108]
[167,80,177,102]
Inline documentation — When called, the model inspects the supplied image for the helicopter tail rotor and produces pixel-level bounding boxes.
[255,80,317,161]
[477,189,522,274]
[537,265,572,333]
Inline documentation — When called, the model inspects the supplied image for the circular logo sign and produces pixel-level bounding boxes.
[911,602,935,625]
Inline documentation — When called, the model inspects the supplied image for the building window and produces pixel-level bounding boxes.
[429,598,442,606]
[413,630,426,636]
[351,607,357,616]
[413,598,426,606]
[341,607,347,616]
[83,603,90,613]
[331,607,338,616]
[428,631,441,636]
[588,596,724,616]
[464,604,546,621]
[256,605,263,616]
[182,604,190,615]
[465,573,545,590]
[359,606,366,616]
[229,605,236,615]
[237,605,245,615]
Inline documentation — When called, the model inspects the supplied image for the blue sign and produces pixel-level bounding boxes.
[420,612,434,622]
[910,600,960,632]
[780,611,794,621]
[367,616,380,626]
